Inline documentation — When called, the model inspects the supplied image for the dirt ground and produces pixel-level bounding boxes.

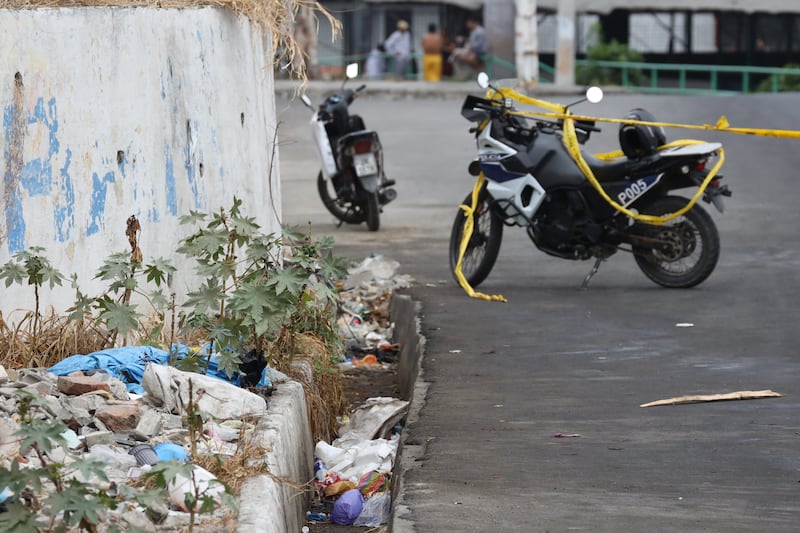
[305,363,399,532]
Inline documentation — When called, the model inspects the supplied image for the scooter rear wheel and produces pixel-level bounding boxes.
[365,192,380,231]
[448,185,503,288]
[317,172,365,224]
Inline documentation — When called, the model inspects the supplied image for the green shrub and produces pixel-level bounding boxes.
[577,38,646,87]
[756,63,800,92]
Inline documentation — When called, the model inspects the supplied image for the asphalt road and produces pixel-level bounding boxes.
[277,88,800,532]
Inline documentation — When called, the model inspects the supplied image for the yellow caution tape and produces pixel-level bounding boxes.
[454,86,795,299]
[454,173,507,302]
[492,87,731,224]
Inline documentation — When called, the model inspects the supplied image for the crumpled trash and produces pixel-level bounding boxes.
[153,442,189,462]
[142,364,267,420]
[318,434,398,482]
[353,492,391,527]
[331,489,364,525]
[344,254,412,292]
[338,397,409,440]
[357,470,390,498]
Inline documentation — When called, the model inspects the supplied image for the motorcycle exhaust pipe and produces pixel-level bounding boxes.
[379,188,397,205]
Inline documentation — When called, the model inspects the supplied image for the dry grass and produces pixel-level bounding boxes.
[0,0,340,81]
[279,332,347,443]
[0,309,108,369]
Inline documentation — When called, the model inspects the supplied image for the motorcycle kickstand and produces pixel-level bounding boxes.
[580,258,604,290]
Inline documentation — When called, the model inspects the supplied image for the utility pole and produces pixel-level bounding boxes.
[514,0,539,89]
[485,0,516,79]
[555,0,575,87]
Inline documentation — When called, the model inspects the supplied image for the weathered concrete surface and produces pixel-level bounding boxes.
[0,7,280,314]
[237,380,313,533]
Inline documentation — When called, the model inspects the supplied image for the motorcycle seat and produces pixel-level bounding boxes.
[582,152,643,182]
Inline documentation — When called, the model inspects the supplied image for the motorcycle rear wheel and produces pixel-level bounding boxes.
[633,195,720,288]
[448,185,503,288]
[316,172,365,224]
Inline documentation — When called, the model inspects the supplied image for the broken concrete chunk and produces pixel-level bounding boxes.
[132,408,163,441]
[59,398,94,427]
[0,418,21,459]
[95,403,141,432]
[0,364,8,384]
[90,372,130,400]
[162,413,183,430]
[57,375,111,396]
[83,430,115,448]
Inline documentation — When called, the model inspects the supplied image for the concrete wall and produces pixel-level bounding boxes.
[0,7,280,315]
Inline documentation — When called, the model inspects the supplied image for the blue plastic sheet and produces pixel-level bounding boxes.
[47,345,270,394]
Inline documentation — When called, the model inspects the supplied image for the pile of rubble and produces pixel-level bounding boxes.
[0,253,414,531]
[0,359,270,530]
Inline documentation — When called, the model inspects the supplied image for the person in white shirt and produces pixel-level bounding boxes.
[384,20,412,79]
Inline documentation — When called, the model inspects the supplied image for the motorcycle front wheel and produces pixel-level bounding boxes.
[448,185,503,288]
[316,172,365,224]
[632,195,720,288]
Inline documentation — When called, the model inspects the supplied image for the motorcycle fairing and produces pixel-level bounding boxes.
[477,114,547,224]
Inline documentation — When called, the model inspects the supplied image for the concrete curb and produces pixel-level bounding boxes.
[237,381,312,533]
[389,294,427,533]
[236,293,423,532]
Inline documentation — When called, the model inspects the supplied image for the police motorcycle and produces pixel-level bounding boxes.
[301,63,397,231]
[450,73,732,290]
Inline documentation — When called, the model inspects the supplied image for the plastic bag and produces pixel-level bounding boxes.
[353,492,391,527]
[330,489,363,525]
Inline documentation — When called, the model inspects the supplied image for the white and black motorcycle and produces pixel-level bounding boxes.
[450,74,732,289]
[301,64,396,231]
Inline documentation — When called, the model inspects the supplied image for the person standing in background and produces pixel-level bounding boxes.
[384,20,412,79]
[457,16,487,71]
[421,23,444,81]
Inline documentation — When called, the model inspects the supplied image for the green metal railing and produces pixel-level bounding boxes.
[573,59,800,94]
[315,54,800,95]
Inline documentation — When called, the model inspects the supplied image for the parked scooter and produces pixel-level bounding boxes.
[301,64,396,231]
[450,73,732,290]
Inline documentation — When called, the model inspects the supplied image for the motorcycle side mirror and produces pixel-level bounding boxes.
[346,62,359,80]
[586,86,604,104]
[300,94,313,109]
[477,72,490,89]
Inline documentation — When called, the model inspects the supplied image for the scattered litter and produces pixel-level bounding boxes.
[554,432,582,438]
[167,465,224,512]
[675,323,695,328]
[153,442,189,462]
[330,488,364,525]
[640,389,783,408]
[338,397,409,441]
[352,354,379,366]
[129,444,159,466]
[353,491,391,527]
[448,349,462,354]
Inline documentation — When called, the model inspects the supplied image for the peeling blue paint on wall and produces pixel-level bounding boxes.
[20,97,59,197]
[54,148,74,242]
[2,102,24,253]
[184,120,202,209]
[86,171,115,236]
[3,96,61,252]
[165,143,177,216]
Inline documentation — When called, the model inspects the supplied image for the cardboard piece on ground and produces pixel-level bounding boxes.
[640,389,783,408]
